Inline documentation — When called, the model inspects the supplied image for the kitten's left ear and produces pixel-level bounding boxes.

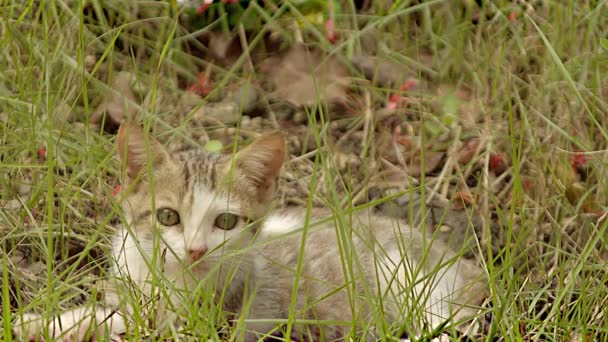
[117,122,170,181]
[233,133,285,201]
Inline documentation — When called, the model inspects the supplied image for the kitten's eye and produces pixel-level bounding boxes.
[157,208,181,226]
[214,213,239,230]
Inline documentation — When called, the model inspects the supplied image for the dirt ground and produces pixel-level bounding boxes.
[2,0,608,341]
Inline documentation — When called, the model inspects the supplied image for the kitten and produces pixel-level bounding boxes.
[14,123,487,341]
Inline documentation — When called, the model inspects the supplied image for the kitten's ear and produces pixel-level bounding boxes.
[234,133,285,201]
[117,122,169,180]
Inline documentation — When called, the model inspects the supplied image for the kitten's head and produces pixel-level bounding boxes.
[116,122,285,270]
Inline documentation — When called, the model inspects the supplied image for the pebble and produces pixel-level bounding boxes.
[193,102,241,125]
[439,224,452,233]
[3,199,22,210]
[228,82,258,113]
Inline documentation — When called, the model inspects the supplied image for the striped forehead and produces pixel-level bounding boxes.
[176,150,221,191]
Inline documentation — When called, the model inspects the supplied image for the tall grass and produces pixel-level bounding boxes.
[1,0,608,341]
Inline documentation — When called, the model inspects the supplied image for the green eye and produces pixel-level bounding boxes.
[214,213,239,230]
[156,208,181,226]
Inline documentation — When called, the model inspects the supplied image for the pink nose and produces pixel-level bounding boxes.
[188,247,208,261]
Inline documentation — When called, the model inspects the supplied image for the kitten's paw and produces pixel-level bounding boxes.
[13,309,98,342]
[48,309,98,341]
[13,313,45,341]
[242,331,264,342]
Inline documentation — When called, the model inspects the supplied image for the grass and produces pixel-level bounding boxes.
[1,0,608,340]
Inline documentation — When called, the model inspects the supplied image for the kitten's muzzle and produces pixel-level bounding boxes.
[188,247,208,262]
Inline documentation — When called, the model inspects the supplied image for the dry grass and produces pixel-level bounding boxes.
[1,0,608,340]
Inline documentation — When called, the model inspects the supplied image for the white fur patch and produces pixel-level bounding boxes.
[183,184,217,252]
[378,247,465,329]
[112,228,153,285]
[186,184,243,252]
[260,212,303,236]
[111,185,245,289]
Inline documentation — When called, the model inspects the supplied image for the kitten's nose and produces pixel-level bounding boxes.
[188,247,208,262]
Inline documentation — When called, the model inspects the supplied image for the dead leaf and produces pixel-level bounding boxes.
[198,31,242,66]
[451,190,474,209]
[457,138,480,165]
[351,55,412,87]
[407,150,445,177]
[261,44,350,108]
[90,71,137,133]
[565,181,602,214]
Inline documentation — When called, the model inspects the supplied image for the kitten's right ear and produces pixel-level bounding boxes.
[117,122,168,180]
[233,133,285,201]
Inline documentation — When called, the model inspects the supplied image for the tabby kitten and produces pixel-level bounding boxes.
[15,123,486,341]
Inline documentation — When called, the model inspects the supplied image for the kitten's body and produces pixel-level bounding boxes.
[15,124,486,341]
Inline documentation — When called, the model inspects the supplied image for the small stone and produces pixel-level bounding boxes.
[228,82,258,113]
[292,111,308,124]
[394,192,421,207]
[131,78,148,97]
[241,115,251,127]
[193,102,241,125]
[84,55,97,72]
[15,183,31,196]
[8,250,27,268]
[181,92,203,108]
[25,261,45,275]
[439,224,452,233]
[4,199,22,210]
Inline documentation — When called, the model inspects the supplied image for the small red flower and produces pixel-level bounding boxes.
[187,73,213,96]
[111,185,122,197]
[325,19,337,44]
[399,79,417,92]
[196,0,214,16]
[386,80,417,110]
[507,12,517,22]
[386,93,399,110]
[37,147,46,158]
[522,179,531,192]
[569,151,587,171]
[489,153,507,174]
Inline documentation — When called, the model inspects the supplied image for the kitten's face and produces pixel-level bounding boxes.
[116,123,284,272]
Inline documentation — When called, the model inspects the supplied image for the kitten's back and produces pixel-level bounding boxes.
[247,208,486,337]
